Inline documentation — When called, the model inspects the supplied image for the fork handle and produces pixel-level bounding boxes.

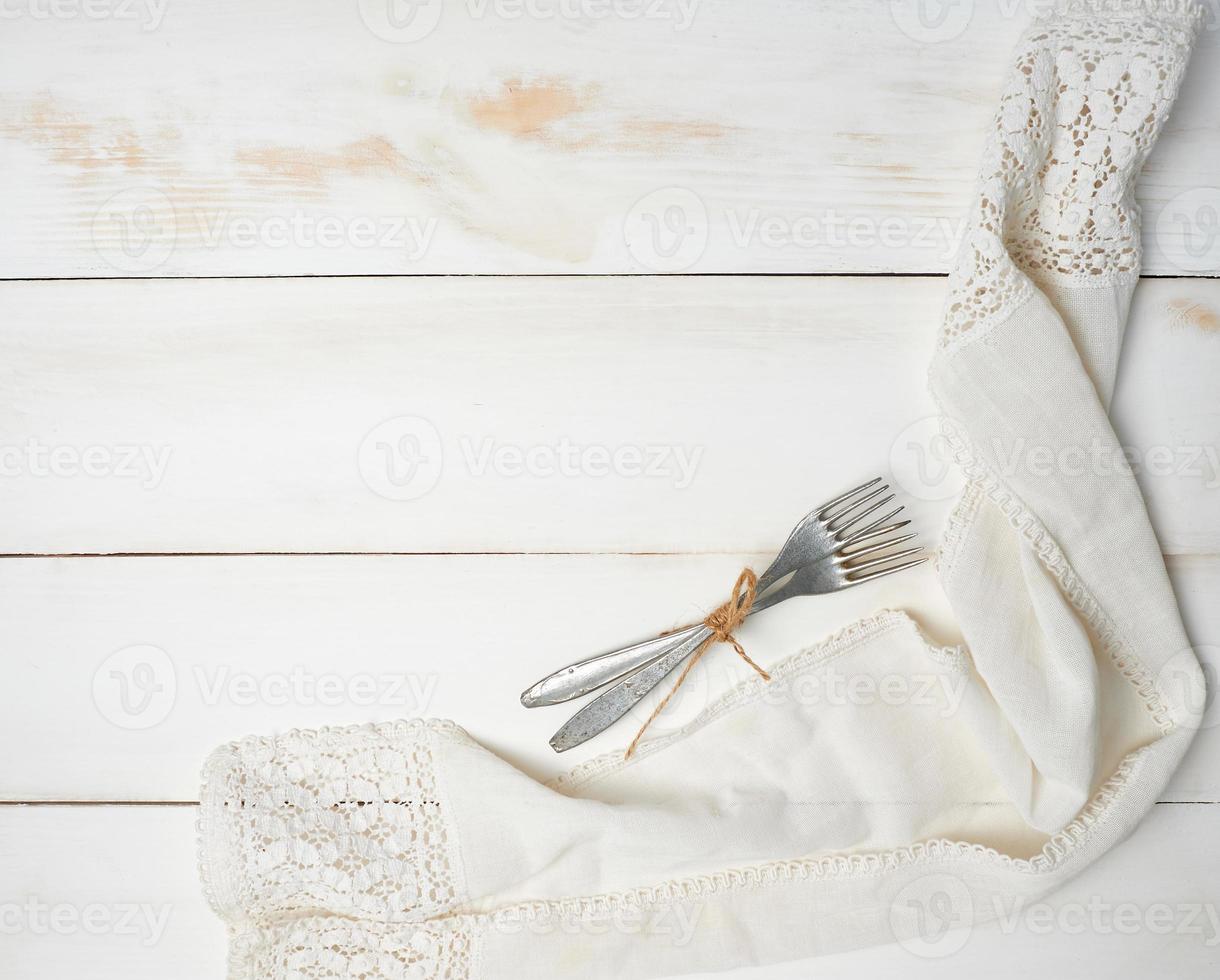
[520,624,704,707]
[548,628,712,753]
[520,563,792,708]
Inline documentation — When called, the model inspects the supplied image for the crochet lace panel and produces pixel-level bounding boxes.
[199,720,476,980]
[938,3,1202,349]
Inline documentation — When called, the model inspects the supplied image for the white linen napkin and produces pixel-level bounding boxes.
[199,3,1208,976]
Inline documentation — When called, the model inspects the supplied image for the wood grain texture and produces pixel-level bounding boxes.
[0,551,959,801]
[0,275,1216,555]
[0,0,1217,277]
[2,803,1217,978]
[0,550,1215,803]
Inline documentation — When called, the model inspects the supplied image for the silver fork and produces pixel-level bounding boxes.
[547,524,927,752]
[521,477,902,708]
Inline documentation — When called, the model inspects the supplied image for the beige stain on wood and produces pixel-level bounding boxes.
[0,95,176,174]
[613,118,729,147]
[1167,298,1220,334]
[463,77,595,139]
[458,77,728,151]
[234,136,435,191]
[1,84,724,267]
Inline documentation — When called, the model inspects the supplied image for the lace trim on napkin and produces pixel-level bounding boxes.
[199,665,1154,976]
[199,720,479,980]
[939,2,1202,351]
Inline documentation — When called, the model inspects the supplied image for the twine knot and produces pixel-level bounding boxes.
[625,568,771,759]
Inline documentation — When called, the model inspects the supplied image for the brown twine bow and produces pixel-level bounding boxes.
[624,568,771,759]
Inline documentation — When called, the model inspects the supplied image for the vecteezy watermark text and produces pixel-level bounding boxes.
[0,0,168,31]
[459,437,703,488]
[492,902,703,945]
[992,896,1220,945]
[891,414,1220,502]
[888,1,1218,46]
[623,187,967,273]
[358,415,705,502]
[892,868,1220,960]
[92,187,441,273]
[92,644,439,730]
[357,0,701,44]
[0,439,172,490]
[0,898,172,947]
[192,664,438,710]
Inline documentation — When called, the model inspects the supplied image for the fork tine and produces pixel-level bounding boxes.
[822,484,889,524]
[843,545,923,572]
[839,532,918,559]
[827,493,896,534]
[844,517,912,549]
[845,555,930,583]
[816,477,884,521]
[838,508,906,544]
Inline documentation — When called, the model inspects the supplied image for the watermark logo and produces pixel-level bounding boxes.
[627,657,969,743]
[725,208,964,258]
[357,0,444,42]
[889,0,975,44]
[1157,645,1217,732]
[0,898,172,947]
[358,417,705,501]
[0,438,172,489]
[195,211,438,257]
[91,187,177,273]
[889,873,974,957]
[623,194,965,271]
[493,901,702,944]
[467,0,699,29]
[624,187,708,273]
[357,0,699,39]
[0,0,169,30]
[358,416,446,501]
[1203,0,1220,32]
[992,896,1220,945]
[760,666,968,719]
[990,438,1220,487]
[94,188,440,269]
[192,665,438,711]
[1156,188,1220,274]
[459,436,703,489]
[890,415,968,502]
[893,422,1220,498]
[92,644,177,730]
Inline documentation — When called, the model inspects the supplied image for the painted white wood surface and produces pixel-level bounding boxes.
[1,275,1217,556]
[0,1,1216,976]
[0,552,957,801]
[0,0,1217,277]
[3,804,1217,979]
[0,551,1215,803]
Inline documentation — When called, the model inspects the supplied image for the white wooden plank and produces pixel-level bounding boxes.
[0,551,961,801]
[1160,555,1220,804]
[1,275,1216,556]
[0,551,1215,803]
[0,0,1216,277]
[1113,290,1220,558]
[0,806,225,980]
[2,803,1216,978]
